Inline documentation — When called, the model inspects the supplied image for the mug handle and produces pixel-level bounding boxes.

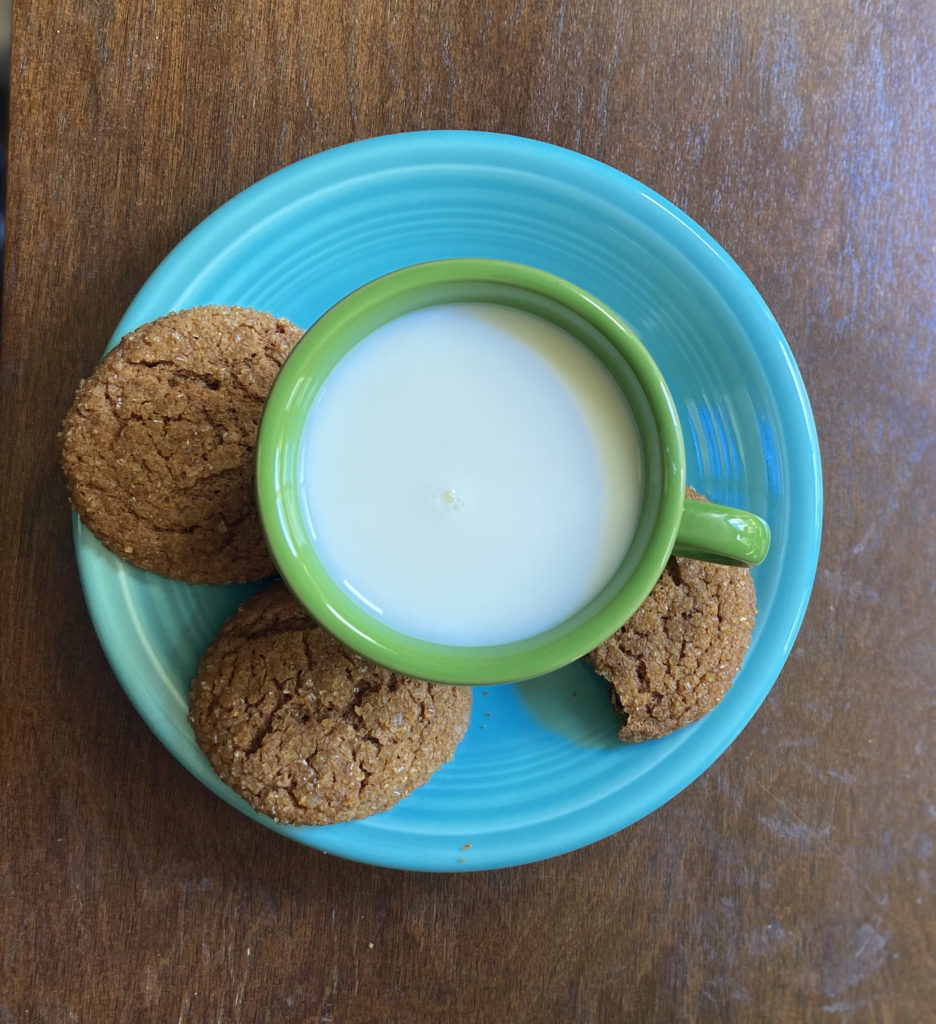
[673,497,771,567]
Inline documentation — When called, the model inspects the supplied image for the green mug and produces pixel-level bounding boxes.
[256,259,769,684]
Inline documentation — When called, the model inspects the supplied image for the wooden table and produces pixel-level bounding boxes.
[3,2,933,1020]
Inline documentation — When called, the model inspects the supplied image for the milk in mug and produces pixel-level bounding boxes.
[300,302,643,646]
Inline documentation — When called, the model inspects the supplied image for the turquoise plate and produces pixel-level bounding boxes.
[74,131,822,871]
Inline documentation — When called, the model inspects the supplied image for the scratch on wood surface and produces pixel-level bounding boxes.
[819,924,891,999]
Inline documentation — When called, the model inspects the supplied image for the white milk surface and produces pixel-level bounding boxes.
[300,302,643,646]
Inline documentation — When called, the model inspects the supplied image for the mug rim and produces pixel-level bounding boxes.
[256,258,685,684]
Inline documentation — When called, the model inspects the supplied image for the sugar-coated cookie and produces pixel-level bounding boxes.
[587,491,757,741]
[188,583,473,825]
[60,306,303,583]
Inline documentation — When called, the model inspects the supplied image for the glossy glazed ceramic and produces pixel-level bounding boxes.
[257,258,769,683]
[74,131,821,870]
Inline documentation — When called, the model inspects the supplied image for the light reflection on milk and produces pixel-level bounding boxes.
[300,302,643,646]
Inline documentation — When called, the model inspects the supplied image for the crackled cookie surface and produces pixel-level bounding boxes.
[60,305,303,584]
[188,583,473,825]
[587,491,757,741]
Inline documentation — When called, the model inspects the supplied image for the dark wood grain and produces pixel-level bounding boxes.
[2,1,934,1021]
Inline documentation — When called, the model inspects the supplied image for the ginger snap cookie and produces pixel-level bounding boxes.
[188,583,473,825]
[586,490,757,742]
[60,306,304,584]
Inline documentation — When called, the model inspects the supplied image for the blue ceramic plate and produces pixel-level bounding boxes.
[75,131,822,871]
